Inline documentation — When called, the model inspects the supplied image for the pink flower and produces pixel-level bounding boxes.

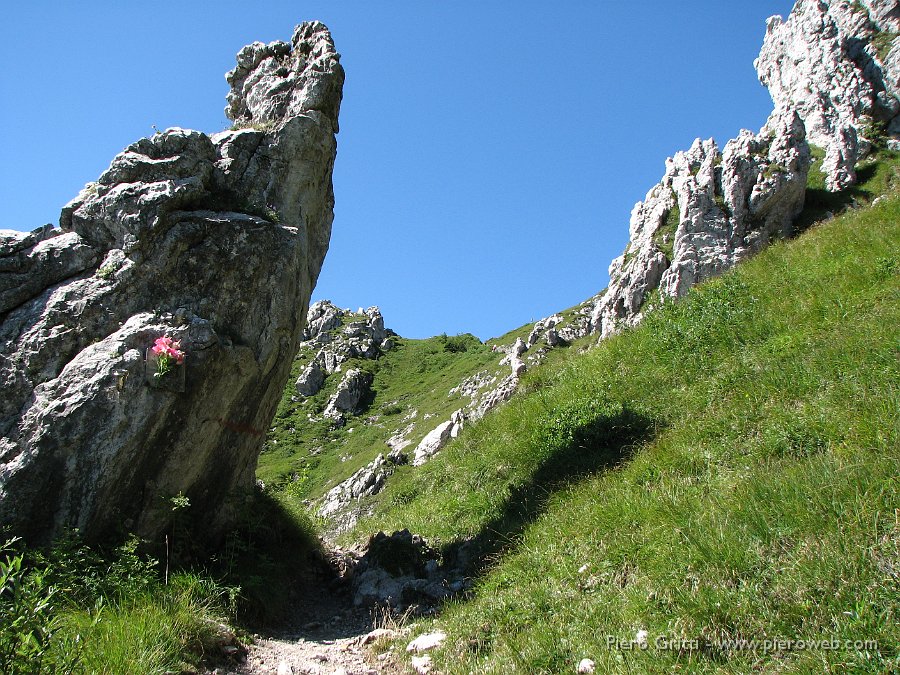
[152,336,186,364]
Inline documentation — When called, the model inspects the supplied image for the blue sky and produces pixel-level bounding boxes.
[1,1,795,339]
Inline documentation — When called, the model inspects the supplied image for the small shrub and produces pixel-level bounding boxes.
[874,255,899,280]
[0,540,65,675]
[381,403,403,416]
[861,116,889,149]
[439,333,482,354]
[654,198,680,259]
[229,119,277,133]
[97,263,118,280]
[762,161,787,179]
[870,29,899,63]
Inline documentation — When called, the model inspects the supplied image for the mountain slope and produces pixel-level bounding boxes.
[357,192,899,673]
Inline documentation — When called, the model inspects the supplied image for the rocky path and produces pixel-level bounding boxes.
[211,584,404,675]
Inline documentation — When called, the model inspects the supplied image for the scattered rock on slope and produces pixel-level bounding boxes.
[348,529,470,608]
[293,300,392,397]
[0,21,343,544]
[412,420,455,466]
[318,450,407,530]
[297,2,900,544]
[323,367,374,422]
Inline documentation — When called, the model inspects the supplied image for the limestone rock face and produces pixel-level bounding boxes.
[295,359,325,396]
[592,110,809,337]
[317,450,407,530]
[324,368,374,421]
[412,421,455,466]
[0,21,343,544]
[756,0,900,190]
[293,300,393,398]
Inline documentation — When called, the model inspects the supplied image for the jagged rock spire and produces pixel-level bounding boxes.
[0,22,343,544]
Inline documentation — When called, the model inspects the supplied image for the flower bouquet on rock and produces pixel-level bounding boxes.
[145,335,186,392]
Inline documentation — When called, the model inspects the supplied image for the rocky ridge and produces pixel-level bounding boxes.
[0,22,343,544]
[591,109,810,337]
[281,2,900,539]
[498,1,900,406]
[756,0,900,190]
[573,0,896,340]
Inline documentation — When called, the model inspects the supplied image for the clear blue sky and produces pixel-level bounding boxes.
[1,1,794,339]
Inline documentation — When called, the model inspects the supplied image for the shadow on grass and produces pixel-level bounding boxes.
[440,403,656,581]
[194,489,331,628]
[794,156,891,233]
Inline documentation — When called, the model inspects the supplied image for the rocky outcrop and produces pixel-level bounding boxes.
[591,107,810,337]
[347,530,470,608]
[295,359,325,396]
[0,22,343,544]
[756,0,900,190]
[294,301,392,398]
[323,368,374,422]
[318,449,407,528]
[411,420,455,466]
[588,1,900,337]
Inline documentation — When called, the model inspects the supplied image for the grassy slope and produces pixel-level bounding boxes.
[358,194,899,671]
[259,333,502,499]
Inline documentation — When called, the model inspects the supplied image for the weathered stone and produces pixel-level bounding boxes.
[592,108,809,337]
[411,655,433,674]
[512,337,527,357]
[0,21,343,544]
[526,314,562,348]
[469,373,519,422]
[324,368,373,419]
[0,230,98,315]
[295,357,325,396]
[386,449,406,467]
[449,409,465,439]
[406,632,447,653]
[302,299,345,340]
[756,0,900,190]
[386,422,415,453]
[348,529,464,608]
[412,420,454,466]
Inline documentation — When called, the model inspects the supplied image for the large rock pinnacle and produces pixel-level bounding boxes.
[0,22,344,544]
[756,0,900,190]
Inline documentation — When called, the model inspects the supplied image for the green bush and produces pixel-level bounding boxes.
[439,332,483,354]
[0,539,71,675]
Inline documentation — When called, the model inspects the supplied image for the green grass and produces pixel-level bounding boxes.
[59,574,230,675]
[871,30,899,63]
[259,333,502,500]
[0,482,324,673]
[358,194,900,673]
[1,535,236,674]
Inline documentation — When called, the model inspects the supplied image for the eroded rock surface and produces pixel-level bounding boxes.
[756,0,900,189]
[348,530,470,608]
[318,450,407,531]
[294,301,392,398]
[592,109,810,336]
[323,367,374,423]
[0,21,343,544]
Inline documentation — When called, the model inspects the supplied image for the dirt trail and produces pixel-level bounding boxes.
[212,583,403,675]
